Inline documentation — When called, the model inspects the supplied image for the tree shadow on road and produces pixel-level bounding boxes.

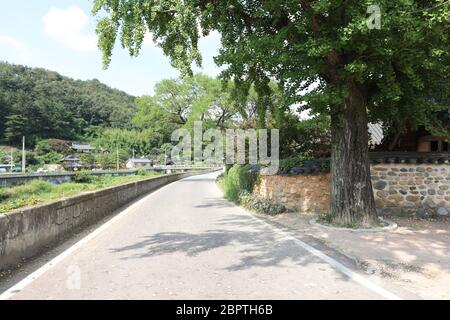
[110,213,351,281]
[192,198,235,209]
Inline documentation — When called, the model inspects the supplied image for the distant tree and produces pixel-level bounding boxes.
[93,128,155,158]
[184,75,239,130]
[34,140,63,165]
[79,153,96,169]
[133,96,180,146]
[270,113,331,158]
[46,139,72,155]
[4,114,26,144]
[34,140,54,156]
[139,74,239,131]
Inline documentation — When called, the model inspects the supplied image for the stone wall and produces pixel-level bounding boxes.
[0,172,207,271]
[254,173,331,213]
[372,164,449,217]
[254,164,449,217]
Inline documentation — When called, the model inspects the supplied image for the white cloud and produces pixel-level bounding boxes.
[43,6,97,52]
[0,35,31,64]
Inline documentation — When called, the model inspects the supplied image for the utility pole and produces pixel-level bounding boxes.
[116,144,120,171]
[10,147,13,172]
[22,136,26,173]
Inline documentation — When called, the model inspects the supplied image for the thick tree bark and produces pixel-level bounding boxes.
[330,79,378,227]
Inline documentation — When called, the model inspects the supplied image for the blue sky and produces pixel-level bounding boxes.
[0,0,222,96]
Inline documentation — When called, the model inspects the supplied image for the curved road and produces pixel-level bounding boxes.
[1,172,413,299]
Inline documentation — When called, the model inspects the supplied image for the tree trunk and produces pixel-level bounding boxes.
[330,80,378,227]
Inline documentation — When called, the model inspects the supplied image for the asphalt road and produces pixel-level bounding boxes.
[1,172,415,300]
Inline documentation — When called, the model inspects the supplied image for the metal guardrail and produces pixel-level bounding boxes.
[0,166,221,178]
[0,166,221,188]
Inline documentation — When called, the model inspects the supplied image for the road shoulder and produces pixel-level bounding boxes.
[256,211,450,300]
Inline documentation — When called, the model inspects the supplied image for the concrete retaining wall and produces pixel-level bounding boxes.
[0,172,202,271]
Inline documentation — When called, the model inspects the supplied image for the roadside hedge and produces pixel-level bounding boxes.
[219,164,258,203]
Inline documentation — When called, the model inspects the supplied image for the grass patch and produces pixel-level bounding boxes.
[73,171,96,183]
[0,172,161,214]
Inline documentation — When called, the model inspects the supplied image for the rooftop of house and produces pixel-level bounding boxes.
[127,157,152,164]
[71,143,95,151]
[64,162,83,168]
[62,155,80,161]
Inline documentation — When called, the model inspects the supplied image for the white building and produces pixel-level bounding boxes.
[125,157,153,169]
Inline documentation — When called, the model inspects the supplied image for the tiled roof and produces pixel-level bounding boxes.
[369,152,450,164]
[64,162,83,167]
[264,152,450,176]
[63,155,80,161]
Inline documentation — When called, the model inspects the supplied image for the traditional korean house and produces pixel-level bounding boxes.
[62,155,83,171]
[370,110,450,163]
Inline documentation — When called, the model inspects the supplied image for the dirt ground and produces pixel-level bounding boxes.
[263,212,450,300]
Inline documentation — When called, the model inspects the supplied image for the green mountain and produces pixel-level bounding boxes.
[0,62,136,146]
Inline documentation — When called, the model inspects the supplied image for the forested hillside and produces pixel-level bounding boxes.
[0,63,329,168]
[0,62,136,146]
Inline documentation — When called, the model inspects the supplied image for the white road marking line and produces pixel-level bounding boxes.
[0,180,181,300]
[207,174,403,301]
[239,208,402,300]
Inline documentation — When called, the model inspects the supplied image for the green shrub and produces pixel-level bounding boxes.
[279,154,311,172]
[219,165,257,203]
[0,188,10,201]
[14,180,53,195]
[73,172,95,183]
[239,191,287,215]
[136,168,150,176]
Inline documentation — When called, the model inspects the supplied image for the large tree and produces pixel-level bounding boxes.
[136,74,239,129]
[93,0,449,227]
